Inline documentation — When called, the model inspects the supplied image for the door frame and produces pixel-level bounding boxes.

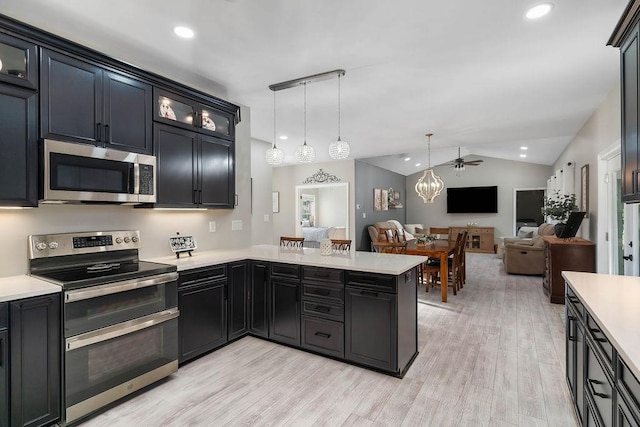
[512,187,547,235]
[597,141,621,274]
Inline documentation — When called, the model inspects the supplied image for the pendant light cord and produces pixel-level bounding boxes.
[337,74,341,139]
[303,82,307,144]
[427,134,432,168]
[273,90,277,149]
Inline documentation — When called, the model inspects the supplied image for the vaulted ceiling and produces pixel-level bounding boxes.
[3,0,628,175]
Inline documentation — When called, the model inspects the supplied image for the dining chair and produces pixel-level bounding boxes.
[424,231,465,294]
[429,227,451,243]
[331,239,352,252]
[280,236,304,248]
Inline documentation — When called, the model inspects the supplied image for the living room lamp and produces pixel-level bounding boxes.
[415,133,444,203]
[265,90,284,165]
[328,73,350,160]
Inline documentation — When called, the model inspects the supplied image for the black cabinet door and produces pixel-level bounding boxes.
[103,71,152,154]
[10,294,61,427]
[0,84,37,206]
[0,33,37,90]
[228,261,248,341]
[178,280,227,363]
[154,124,198,206]
[345,287,397,372]
[199,135,234,208]
[40,49,102,144]
[0,328,7,426]
[270,278,300,347]
[249,262,269,338]
[621,26,640,202]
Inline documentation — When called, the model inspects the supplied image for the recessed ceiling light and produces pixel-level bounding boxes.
[520,154,527,158]
[520,146,528,150]
[279,135,288,140]
[526,3,553,20]
[415,163,421,167]
[173,26,195,39]
[404,157,411,161]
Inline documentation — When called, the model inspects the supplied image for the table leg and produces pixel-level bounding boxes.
[440,252,447,303]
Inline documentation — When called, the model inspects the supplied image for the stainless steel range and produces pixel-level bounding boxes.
[28,230,179,424]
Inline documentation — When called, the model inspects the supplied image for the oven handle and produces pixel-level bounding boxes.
[65,272,179,303]
[65,307,179,351]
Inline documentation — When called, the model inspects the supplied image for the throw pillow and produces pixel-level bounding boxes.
[518,229,534,238]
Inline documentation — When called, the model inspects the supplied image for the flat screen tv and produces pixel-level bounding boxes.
[558,211,586,238]
[447,186,498,214]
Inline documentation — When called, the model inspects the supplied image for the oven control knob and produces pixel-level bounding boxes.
[115,237,123,244]
[132,236,139,243]
[124,237,131,243]
[36,242,47,251]
[48,242,59,249]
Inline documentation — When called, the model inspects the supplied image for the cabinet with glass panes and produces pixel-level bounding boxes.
[0,32,37,90]
[153,88,233,140]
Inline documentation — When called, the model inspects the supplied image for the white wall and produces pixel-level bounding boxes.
[251,138,274,245]
[405,156,552,242]
[318,186,348,228]
[0,105,253,277]
[272,160,355,243]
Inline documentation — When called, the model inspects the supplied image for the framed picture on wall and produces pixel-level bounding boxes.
[581,164,589,217]
[381,189,389,210]
[373,188,381,211]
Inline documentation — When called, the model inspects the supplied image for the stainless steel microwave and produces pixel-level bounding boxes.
[41,139,156,204]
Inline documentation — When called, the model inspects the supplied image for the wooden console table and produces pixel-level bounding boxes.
[542,235,595,304]
[449,226,494,253]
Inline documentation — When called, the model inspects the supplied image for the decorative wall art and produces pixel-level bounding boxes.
[581,164,589,217]
[381,189,389,211]
[373,188,382,211]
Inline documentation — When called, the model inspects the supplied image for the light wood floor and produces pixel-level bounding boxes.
[79,253,577,426]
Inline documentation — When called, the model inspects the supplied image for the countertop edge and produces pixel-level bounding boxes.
[0,275,62,303]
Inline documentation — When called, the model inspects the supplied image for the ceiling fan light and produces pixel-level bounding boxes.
[329,137,350,160]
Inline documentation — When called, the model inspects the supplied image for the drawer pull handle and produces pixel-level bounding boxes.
[315,273,331,279]
[567,316,577,341]
[589,328,607,343]
[567,296,580,303]
[314,289,331,296]
[361,290,379,298]
[314,305,331,312]
[314,332,331,339]
[587,379,610,399]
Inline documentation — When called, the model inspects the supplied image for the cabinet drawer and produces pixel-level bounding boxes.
[586,339,614,427]
[618,357,640,417]
[271,263,300,279]
[179,265,226,286]
[618,388,640,427]
[301,316,344,358]
[587,313,614,374]
[302,300,344,322]
[303,283,344,303]
[0,303,6,329]
[346,272,396,293]
[302,266,344,285]
[566,286,584,319]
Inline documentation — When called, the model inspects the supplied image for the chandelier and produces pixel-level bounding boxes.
[265,90,284,165]
[294,82,315,163]
[328,72,350,159]
[415,133,444,203]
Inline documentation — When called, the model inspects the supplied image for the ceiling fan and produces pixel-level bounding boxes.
[446,147,483,175]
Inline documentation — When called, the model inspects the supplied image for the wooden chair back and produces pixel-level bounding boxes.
[429,227,451,242]
[280,236,304,248]
[331,239,352,252]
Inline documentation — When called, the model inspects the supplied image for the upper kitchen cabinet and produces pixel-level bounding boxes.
[609,3,640,203]
[0,33,37,90]
[40,49,152,154]
[154,88,234,140]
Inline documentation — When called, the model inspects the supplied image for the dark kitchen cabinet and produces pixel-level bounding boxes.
[0,84,37,206]
[40,49,152,154]
[270,276,301,347]
[0,33,37,90]
[178,267,228,363]
[0,303,7,426]
[585,337,614,427]
[228,261,248,341]
[154,88,234,140]
[10,294,61,427]
[249,261,269,338]
[566,300,586,423]
[154,123,235,208]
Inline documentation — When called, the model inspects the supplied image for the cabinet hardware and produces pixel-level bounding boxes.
[313,289,331,296]
[104,124,110,142]
[587,378,610,399]
[623,254,633,261]
[589,327,607,343]
[0,337,3,367]
[193,189,198,204]
[361,290,379,298]
[567,316,577,341]
[314,332,331,339]
[96,122,102,141]
[314,305,331,312]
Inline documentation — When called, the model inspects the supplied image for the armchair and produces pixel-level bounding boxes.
[497,223,555,258]
[503,235,546,275]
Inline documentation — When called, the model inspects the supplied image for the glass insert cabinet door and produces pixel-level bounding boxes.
[0,33,37,89]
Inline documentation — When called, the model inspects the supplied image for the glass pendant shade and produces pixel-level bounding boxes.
[415,133,444,203]
[454,163,465,176]
[329,137,350,159]
[295,142,315,163]
[265,145,284,165]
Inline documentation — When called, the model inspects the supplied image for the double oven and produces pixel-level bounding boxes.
[29,230,178,424]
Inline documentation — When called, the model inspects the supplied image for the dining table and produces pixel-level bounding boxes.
[405,240,455,303]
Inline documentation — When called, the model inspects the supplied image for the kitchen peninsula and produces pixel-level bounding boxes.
[150,245,425,377]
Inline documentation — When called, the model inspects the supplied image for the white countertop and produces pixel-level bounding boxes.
[563,271,640,380]
[147,244,427,275]
[0,275,61,303]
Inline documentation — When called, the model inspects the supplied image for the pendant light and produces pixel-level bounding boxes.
[295,82,315,163]
[329,73,350,160]
[265,90,284,165]
[415,133,445,203]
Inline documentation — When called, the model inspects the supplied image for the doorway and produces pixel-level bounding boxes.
[513,188,546,235]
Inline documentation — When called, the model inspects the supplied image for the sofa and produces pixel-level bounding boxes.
[497,223,555,258]
[403,224,426,238]
[503,235,547,275]
[367,220,417,251]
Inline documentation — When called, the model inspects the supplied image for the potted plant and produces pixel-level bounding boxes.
[541,191,578,235]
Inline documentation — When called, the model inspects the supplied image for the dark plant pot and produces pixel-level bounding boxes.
[554,223,566,237]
